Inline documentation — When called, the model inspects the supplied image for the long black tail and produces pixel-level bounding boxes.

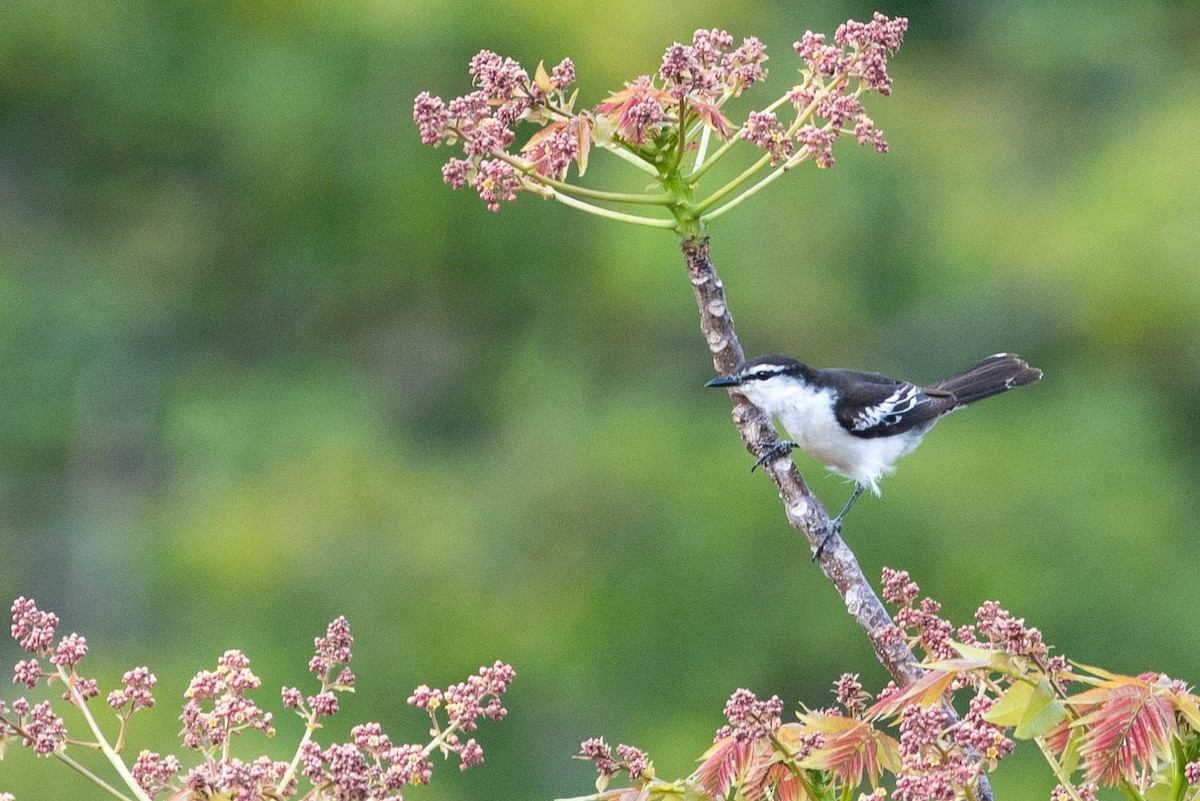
[928,353,1042,406]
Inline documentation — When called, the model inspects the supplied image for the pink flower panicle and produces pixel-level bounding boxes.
[773,14,907,166]
[308,690,339,717]
[881,568,920,607]
[132,750,182,794]
[882,569,958,660]
[108,666,157,713]
[281,685,303,709]
[182,755,291,800]
[834,672,868,717]
[405,660,515,772]
[615,744,649,780]
[310,615,354,677]
[578,737,649,779]
[50,632,87,668]
[894,705,966,801]
[13,658,40,690]
[1185,760,1200,785]
[10,597,58,654]
[722,688,783,744]
[523,124,582,180]
[580,736,619,774]
[413,91,448,145]
[300,727,435,796]
[23,700,66,756]
[414,48,579,210]
[835,12,909,95]
[550,57,576,91]
[741,110,794,166]
[974,600,1046,656]
[956,696,1013,767]
[794,125,836,168]
[180,650,274,751]
[473,159,522,212]
[659,28,767,102]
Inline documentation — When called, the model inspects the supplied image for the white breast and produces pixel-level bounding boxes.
[739,380,931,495]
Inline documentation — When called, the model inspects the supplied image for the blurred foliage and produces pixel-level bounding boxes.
[1,1,1199,800]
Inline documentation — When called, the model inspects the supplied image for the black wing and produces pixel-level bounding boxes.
[821,369,957,439]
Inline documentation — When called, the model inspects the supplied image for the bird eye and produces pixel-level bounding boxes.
[754,370,773,380]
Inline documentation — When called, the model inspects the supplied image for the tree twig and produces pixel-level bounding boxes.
[680,235,994,801]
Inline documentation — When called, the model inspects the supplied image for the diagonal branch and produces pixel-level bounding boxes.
[679,235,995,801]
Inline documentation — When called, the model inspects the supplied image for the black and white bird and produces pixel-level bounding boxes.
[706,353,1042,548]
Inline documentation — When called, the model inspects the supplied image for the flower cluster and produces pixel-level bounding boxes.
[835,672,869,717]
[413,49,580,210]
[1051,783,1098,801]
[10,597,58,654]
[298,722,434,800]
[659,28,768,102]
[276,614,358,723]
[769,14,907,168]
[11,699,66,756]
[716,687,783,744]
[180,649,275,751]
[108,665,157,713]
[3,598,513,801]
[131,750,182,794]
[406,659,515,771]
[610,568,1200,801]
[414,15,904,221]
[577,737,650,782]
[183,754,292,799]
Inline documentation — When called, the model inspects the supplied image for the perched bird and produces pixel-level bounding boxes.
[706,353,1042,551]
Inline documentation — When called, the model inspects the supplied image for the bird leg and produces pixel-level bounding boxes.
[751,440,796,472]
[814,483,865,559]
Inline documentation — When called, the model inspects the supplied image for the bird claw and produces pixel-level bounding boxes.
[751,440,796,472]
[812,518,842,561]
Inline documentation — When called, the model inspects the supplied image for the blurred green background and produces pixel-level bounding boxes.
[2,1,1199,799]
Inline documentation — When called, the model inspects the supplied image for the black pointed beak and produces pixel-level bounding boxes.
[705,374,742,388]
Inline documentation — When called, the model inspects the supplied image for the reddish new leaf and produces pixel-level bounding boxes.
[1070,678,1177,786]
[799,714,900,788]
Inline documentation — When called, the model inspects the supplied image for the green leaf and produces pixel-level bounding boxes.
[1060,727,1082,776]
[1015,677,1068,739]
[1172,692,1200,731]
[983,678,1067,738]
[534,60,553,94]
[983,680,1035,727]
[1170,736,1187,801]
[1143,782,1173,801]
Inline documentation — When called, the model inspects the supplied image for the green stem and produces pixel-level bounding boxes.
[548,190,676,228]
[276,708,322,795]
[541,178,670,205]
[603,144,660,176]
[686,90,794,184]
[1034,738,1086,801]
[693,123,713,172]
[701,150,814,222]
[57,667,154,801]
[493,153,669,205]
[691,151,773,215]
[54,750,137,801]
[1120,779,1149,801]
